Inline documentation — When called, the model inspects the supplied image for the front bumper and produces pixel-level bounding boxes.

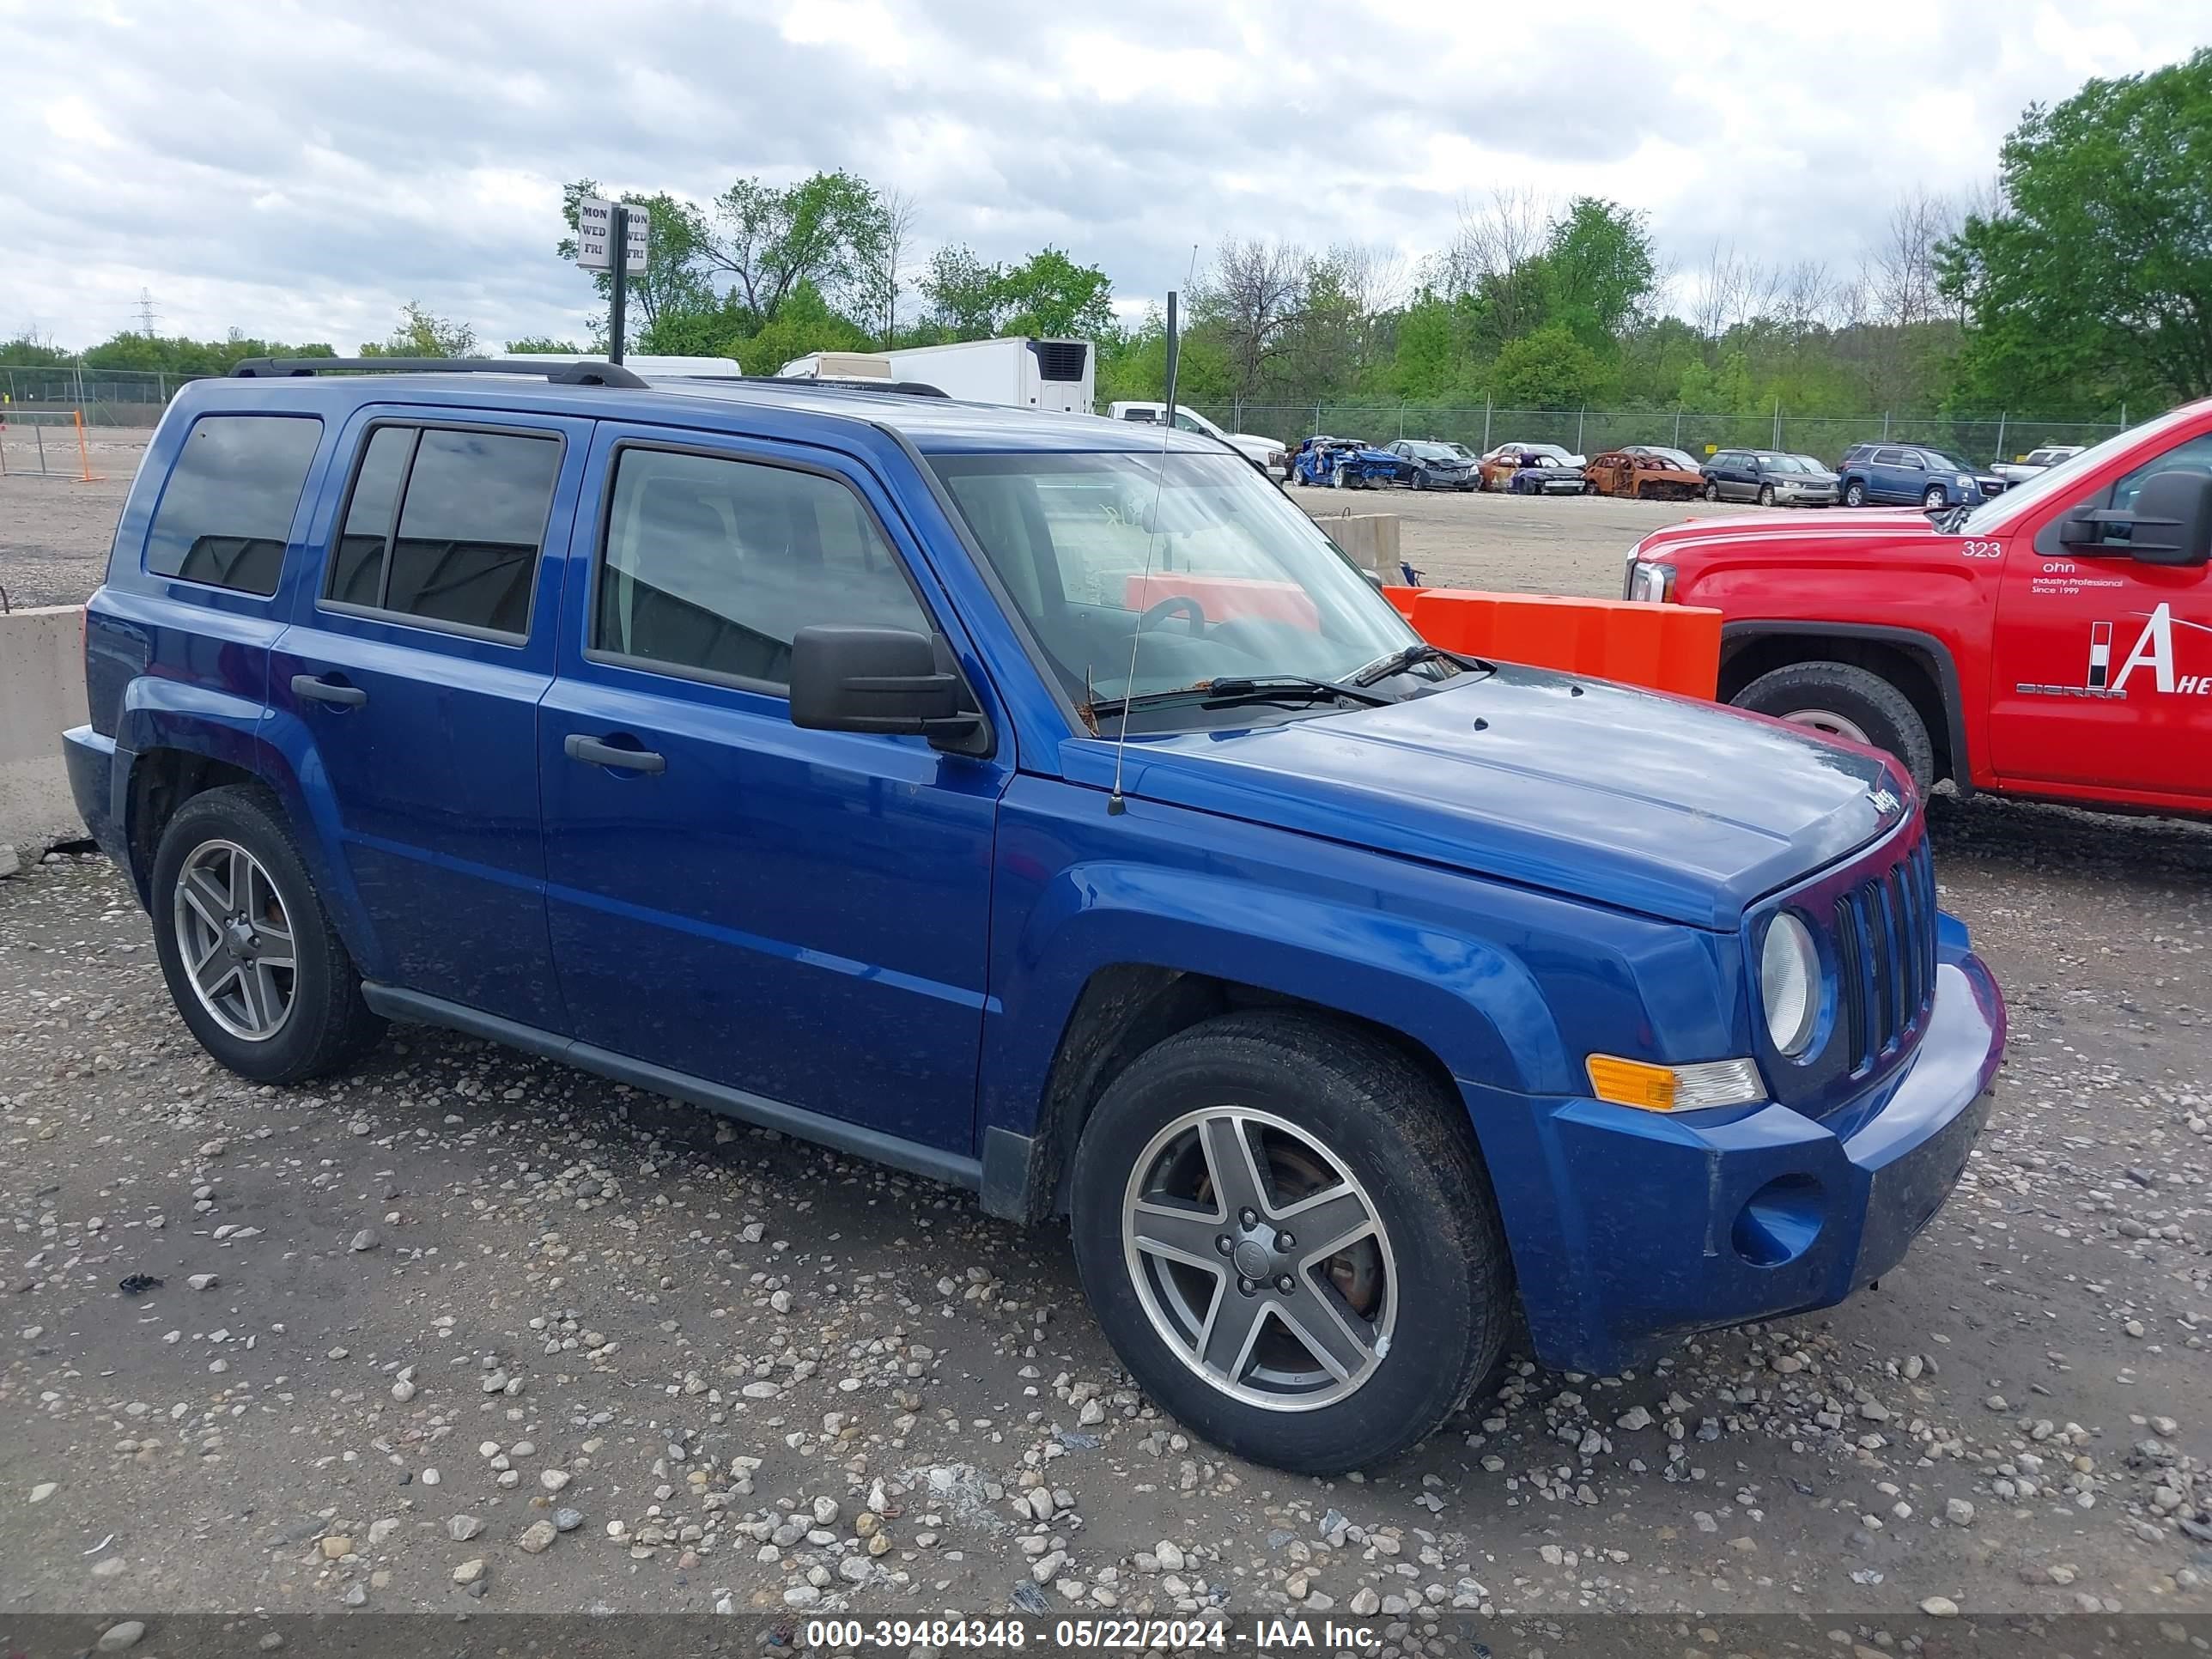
[1775,483,1839,506]
[1465,931,2004,1375]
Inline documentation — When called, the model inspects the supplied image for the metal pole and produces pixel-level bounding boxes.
[1995,410,2007,462]
[1482,395,1492,453]
[2119,402,2127,428]
[1882,411,1890,440]
[1674,409,1682,447]
[608,204,629,366]
[75,364,84,412]
[1576,407,1584,454]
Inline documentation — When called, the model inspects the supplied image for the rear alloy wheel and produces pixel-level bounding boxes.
[1733,660,1936,793]
[1071,1011,1512,1474]
[150,785,385,1083]
[1844,480,1869,507]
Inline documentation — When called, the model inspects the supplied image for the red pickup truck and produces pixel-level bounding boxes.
[1624,401,2212,817]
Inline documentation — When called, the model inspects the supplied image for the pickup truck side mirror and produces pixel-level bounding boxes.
[789,625,988,751]
[2059,467,2212,566]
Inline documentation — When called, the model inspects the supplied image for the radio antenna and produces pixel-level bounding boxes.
[1107,287,1182,817]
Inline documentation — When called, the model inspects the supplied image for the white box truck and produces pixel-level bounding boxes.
[778,351,893,380]
[878,337,1094,412]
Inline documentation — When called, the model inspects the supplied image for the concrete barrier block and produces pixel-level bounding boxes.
[0,605,89,858]
[1316,514,1401,575]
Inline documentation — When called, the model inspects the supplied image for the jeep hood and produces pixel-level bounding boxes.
[1062,666,1906,930]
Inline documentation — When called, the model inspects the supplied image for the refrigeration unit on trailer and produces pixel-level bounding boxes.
[879,337,1093,412]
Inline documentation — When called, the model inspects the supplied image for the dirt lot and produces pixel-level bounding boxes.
[1,438,2208,1642]
[0,428,145,611]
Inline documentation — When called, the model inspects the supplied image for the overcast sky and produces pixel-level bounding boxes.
[6,0,2209,353]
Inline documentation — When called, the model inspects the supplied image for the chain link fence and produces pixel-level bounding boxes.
[1,365,192,428]
[1192,403,2133,467]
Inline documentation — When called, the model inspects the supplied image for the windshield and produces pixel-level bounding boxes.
[1649,447,1698,470]
[1958,410,2186,534]
[1792,454,1829,472]
[1528,444,1572,460]
[1923,451,1974,474]
[1762,454,1810,473]
[1407,442,1455,459]
[930,451,1433,726]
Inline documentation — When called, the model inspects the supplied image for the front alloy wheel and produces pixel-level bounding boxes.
[173,840,296,1041]
[1123,1107,1394,1409]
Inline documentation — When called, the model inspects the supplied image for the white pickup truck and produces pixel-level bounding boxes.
[1107,402,1286,473]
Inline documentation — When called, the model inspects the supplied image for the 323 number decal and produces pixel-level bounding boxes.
[1960,540,2005,560]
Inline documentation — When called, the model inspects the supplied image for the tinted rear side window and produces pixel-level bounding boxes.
[325,426,561,635]
[145,414,323,595]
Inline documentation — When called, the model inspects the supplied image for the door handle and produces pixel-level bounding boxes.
[564,733,665,774]
[292,674,368,708]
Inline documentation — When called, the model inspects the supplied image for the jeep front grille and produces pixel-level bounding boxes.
[1832,834,1937,1075]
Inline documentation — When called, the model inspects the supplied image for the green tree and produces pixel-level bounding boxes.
[731,280,874,373]
[503,336,585,354]
[1492,325,1607,407]
[1942,48,2212,409]
[994,247,1115,337]
[361,302,476,358]
[1542,198,1656,349]
[709,170,889,323]
[918,245,1003,337]
[0,330,73,367]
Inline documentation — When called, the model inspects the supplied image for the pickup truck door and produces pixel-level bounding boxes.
[1988,430,2212,802]
[270,408,592,1030]
[537,422,1010,1153]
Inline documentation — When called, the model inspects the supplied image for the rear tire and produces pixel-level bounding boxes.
[1733,661,1936,794]
[1844,480,1868,507]
[149,785,385,1085]
[1069,1011,1512,1474]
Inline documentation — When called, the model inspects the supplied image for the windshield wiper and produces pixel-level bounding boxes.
[1348,641,1489,687]
[1086,674,1392,721]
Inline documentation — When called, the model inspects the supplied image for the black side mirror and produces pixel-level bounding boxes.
[2060,468,2212,565]
[789,626,988,751]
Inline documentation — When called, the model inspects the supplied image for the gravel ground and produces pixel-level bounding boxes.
[2,795,2207,1629]
[0,428,144,611]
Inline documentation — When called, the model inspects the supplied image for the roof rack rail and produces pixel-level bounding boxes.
[229,356,651,389]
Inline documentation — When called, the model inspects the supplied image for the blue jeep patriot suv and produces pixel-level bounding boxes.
[64,359,2005,1473]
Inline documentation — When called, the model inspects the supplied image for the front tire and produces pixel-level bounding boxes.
[1704,480,1720,501]
[150,785,385,1084]
[1923,484,1947,509]
[1758,483,1775,507]
[1331,463,1346,489]
[1733,661,1936,793]
[1413,468,1429,491]
[1069,1012,1512,1474]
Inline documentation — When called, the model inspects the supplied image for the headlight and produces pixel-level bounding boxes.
[1623,559,1676,604]
[1954,473,1972,488]
[1760,912,1820,1057]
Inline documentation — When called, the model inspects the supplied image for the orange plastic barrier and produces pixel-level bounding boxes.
[1388,586,1722,699]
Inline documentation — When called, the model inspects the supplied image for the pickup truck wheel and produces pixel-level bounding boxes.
[150,785,385,1085]
[1733,662,1935,793]
[1844,480,1868,507]
[1069,1011,1511,1474]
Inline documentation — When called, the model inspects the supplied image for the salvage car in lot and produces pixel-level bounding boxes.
[1384,439,1478,490]
[1480,443,1587,494]
[1584,446,1705,501]
[65,359,2005,1474]
[1990,443,2084,485]
[1836,443,2007,509]
[1626,403,2212,817]
[1290,434,1401,489]
[1703,449,1840,507]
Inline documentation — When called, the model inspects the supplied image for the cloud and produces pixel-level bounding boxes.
[3,0,2206,350]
